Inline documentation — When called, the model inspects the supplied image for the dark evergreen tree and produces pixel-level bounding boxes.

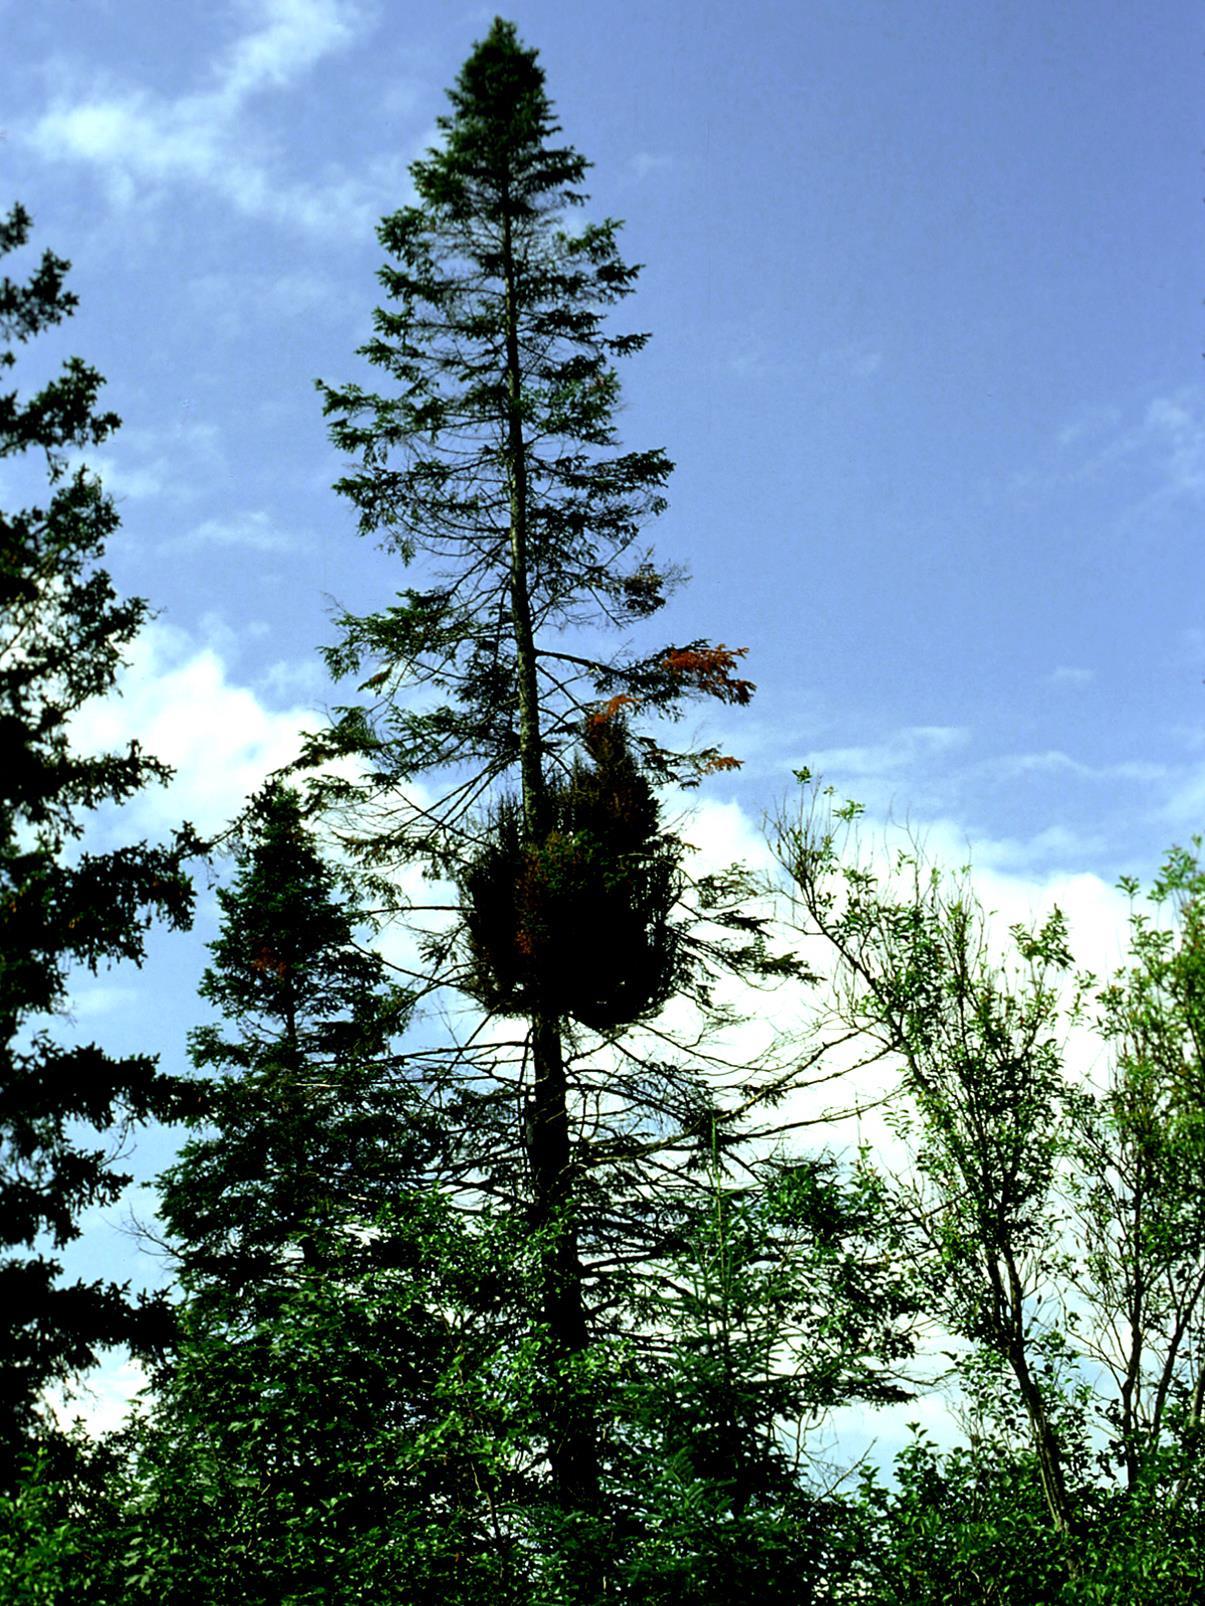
[0,203,194,1477]
[308,18,807,1553]
[158,782,427,1315]
[128,784,518,1602]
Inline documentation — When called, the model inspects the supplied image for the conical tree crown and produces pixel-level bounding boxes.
[197,784,387,1041]
[162,784,426,1310]
[417,18,586,215]
[319,17,673,768]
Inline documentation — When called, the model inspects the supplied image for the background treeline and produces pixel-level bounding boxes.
[2,20,1202,1603]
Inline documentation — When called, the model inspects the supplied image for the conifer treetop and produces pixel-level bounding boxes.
[313,16,752,820]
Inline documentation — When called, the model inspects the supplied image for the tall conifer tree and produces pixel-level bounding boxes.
[0,204,193,1473]
[157,784,430,1313]
[310,18,799,1540]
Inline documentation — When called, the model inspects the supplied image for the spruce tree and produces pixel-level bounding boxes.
[137,785,508,1600]
[158,783,428,1315]
[0,203,193,1474]
[309,18,804,1546]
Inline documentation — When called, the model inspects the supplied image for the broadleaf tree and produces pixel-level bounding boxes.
[0,202,194,1477]
[1066,843,1205,1500]
[305,16,824,1557]
[776,784,1085,1538]
[777,780,1205,1583]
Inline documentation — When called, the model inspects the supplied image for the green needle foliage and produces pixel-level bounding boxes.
[609,1145,915,1604]
[305,16,810,1554]
[0,203,194,1478]
[125,784,520,1601]
[159,783,428,1312]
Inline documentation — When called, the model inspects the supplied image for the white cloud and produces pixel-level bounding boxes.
[754,707,1197,880]
[73,618,319,836]
[1044,386,1205,515]
[188,267,343,334]
[1057,402,1122,450]
[66,450,170,503]
[25,1,391,237]
[1048,664,1094,688]
[803,726,969,788]
[219,0,367,102]
[47,1352,147,1439]
[70,982,140,1020]
[628,151,675,181]
[1142,391,1205,505]
[176,509,301,552]
[983,749,1167,784]
[971,862,1130,985]
[68,419,223,506]
[971,820,1106,872]
[258,656,331,702]
[819,726,969,769]
[1159,760,1205,832]
[676,794,775,873]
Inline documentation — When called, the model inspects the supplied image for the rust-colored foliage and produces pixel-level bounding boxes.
[249,945,288,979]
[661,644,755,706]
[587,693,636,729]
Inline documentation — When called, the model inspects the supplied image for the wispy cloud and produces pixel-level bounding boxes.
[176,510,301,552]
[70,983,140,1021]
[67,452,171,503]
[1157,758,1205,833]
[258,656,331,703]
[628,151,675,181]
[778,713,1196,880]
[1042,385,1205,516]
[805,725,970,780]
[1048,665,1094,688]
[68,420,223,505]
[725,335,772,382]
[25,0,392,236]
[1142,392,1205,506]
[981,750,1168,784]
[187,267,343,335]
[219,0,366,100]
[819,342,884,380]
[1056,402,1122,450]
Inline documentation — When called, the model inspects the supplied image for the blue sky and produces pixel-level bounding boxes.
[3,0,1202,1429]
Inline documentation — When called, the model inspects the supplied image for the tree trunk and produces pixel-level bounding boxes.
[529,1014,598,1508]
[998,1252,1077,1540]
[501,193,599,1516]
